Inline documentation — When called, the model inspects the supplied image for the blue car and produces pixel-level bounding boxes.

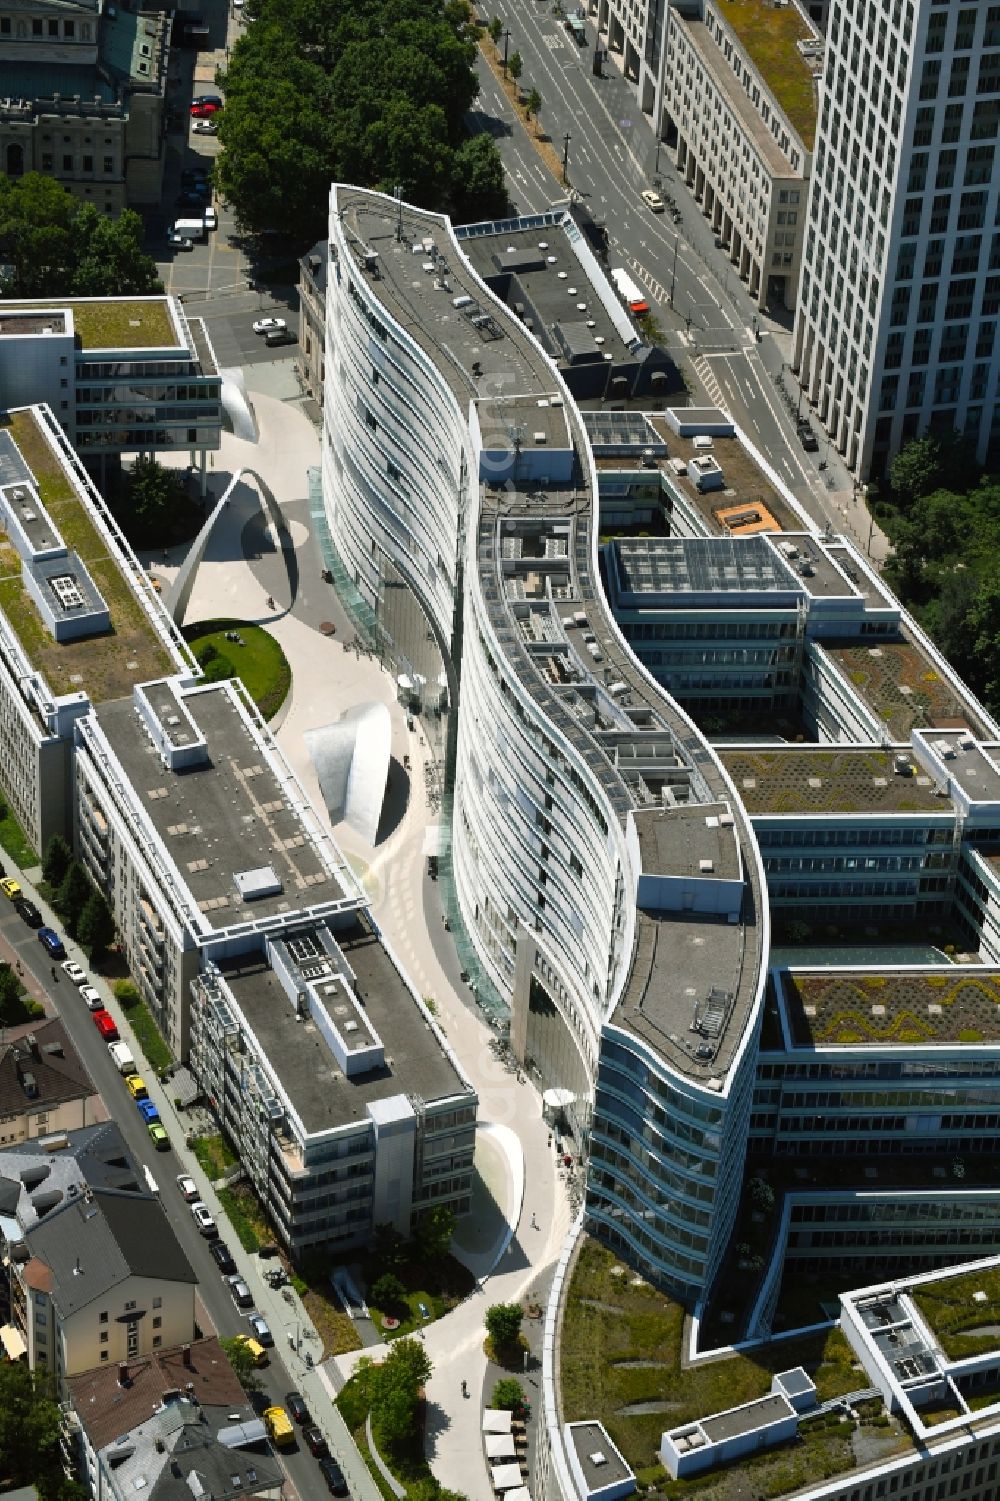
[38,927,66,959]
[137,1098,160,1125]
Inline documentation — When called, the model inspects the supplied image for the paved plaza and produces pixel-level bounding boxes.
[149,379,569,1499]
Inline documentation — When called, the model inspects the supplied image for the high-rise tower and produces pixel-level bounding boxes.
[793,0,1000,478]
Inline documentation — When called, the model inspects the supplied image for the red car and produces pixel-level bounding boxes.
[190,101,220,118]
[93,1009,119,1043]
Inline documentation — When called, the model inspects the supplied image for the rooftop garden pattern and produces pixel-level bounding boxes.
[719,748,950,814]
[0,411,176,700]
[911,1263,1000,1361]
[828,639,986,743]
[779,969,1000,1047]
[713,0,819,148]
[560,1238,906,1499]
[2,298,177,350]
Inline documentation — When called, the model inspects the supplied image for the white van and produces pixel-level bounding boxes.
[173,218,206,242]
[108,1040,136,1074]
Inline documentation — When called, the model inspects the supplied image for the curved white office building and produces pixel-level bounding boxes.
[321,186,769,1299]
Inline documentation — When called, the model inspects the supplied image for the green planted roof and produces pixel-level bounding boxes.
[721,0,818,149]
[2,298,177,350]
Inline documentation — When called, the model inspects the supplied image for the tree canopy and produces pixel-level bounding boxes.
[879,436,1000,718]
[221,1335,265,1393]
[0,1362,84,1501]
[216,0,508,244]
[0,175,161,297]
[485,1301,523,1351]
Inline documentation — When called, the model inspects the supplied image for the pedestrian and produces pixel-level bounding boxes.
[531,1212,538,1230]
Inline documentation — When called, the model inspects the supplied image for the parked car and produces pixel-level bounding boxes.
[176,190,209,211]
[193,118,218,134]
[247,1313,274,1346]
[799,426,819,452]
[15,899,42,928]
[265,328,297,347]
[641,188,665,213]
[209,1239,237,1273]
[176,1173,199,1201]
[203,207,218,231]
[93,1010,119,1042]
[137,1098,160,1124]
[318,1458,348,1496]
[190,101,221,117]
[148,1123,170,1151]
[1,877,22,899]
[253,317,287,335]
[80,985,103,1010]
[286,1392,311,1425]
[38,927,66,958]
[227,1275,253,1309]
[191,1201,218,1237]
[62,960,87,985]
[192,93,223,107]
[167,230,194,250]
[126,1074,148,1100]
[303,1426,328,1457]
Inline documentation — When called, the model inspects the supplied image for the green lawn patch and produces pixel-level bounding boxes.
[368,1288,441,1340]
[117,988,173,1075]
[217,1185,264,1254]
[191,1133,239,1180]
[0,802,37,869]
[183,620,291,720]
[562,1238,865,1477]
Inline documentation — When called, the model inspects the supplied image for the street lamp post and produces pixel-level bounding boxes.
[562,132,571,184]
[502,27,511,74]
[669,233,679,308]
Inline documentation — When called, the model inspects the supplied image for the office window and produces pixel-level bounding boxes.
[32,18,42,33]
[83,155,92,172]
[63,155,72,172]
[65,18,74,35]
[152,1296,162,1309]
[103,156,113,173]
[0,19,9,34]
[100,1331,108,1344]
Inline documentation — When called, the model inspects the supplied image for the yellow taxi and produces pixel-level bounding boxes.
[0,878,22,900]
[125,1074,148,1100]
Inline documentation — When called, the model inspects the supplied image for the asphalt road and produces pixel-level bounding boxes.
[467,7,868,534]
[0,893,337,1501]
[150,24,302,374]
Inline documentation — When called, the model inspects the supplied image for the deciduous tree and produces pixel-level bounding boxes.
[77,891,115,959]
[42,834,72,889]
[485,1302,523,1350]
[414,1204,455,1262]
[221,1335,265,1393]
[56,861,92,938]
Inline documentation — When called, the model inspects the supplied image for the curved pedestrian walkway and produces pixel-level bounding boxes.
[152,394,572,1501]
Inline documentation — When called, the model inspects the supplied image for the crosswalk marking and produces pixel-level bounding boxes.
[692,355,726,410]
